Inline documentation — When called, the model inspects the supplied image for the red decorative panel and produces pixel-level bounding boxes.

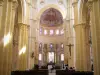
[40,8,63,27]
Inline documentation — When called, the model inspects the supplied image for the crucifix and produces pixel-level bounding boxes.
[66,44,74,56]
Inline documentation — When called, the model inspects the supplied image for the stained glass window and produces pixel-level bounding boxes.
[56,29,59,35]
[39,28,42,35]
[50,30,54,35]
[39,43,42,48]
[39,54,42,61]
[61,54,64,61]
[44,29,47,35]
[49,52,54,62]
[50,43,53,48]
[61,43,64,48]
[60,29,64,35]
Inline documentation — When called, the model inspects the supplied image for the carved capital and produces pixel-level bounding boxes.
[12,0,18,10]
[73,23,87,29]
[18,23,29,29]
[0,0,4,6]
[87,1,93,11]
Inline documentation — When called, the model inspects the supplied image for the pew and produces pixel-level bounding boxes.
[55,66,60,69]
[11,70,48,75]
[56,70,93,75]
[41,66,48,69]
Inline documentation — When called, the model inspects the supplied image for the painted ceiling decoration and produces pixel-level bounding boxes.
[40,8,63,27]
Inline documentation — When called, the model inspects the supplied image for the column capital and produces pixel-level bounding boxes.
[87,0,93,11]
[18,23,30,28]
[12,0,18,10]
[73,23,87,29]
[0,0,4,6]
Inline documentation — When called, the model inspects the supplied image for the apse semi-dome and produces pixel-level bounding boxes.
[40,8,63,27]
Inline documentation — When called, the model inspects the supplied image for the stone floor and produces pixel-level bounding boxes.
[49,70,56,75]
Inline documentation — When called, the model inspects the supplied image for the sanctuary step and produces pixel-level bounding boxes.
[11,70,93,75]
[56,70,93,75]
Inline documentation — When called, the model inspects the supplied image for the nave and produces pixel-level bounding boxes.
[0,0,100,75]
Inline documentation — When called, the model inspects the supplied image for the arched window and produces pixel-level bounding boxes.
[61,54,64,61]
[39,28,42,35]
[56,29,59,35]
[49,52,54,62]
[50,43,53,48]
[60,29,64,35]
[39,43,42,48]
[39,54,42,61]
[50,30,54,35]
[44,29,47,35]
[61,43,64,48]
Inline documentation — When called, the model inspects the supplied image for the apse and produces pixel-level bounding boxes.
[40,8,63,27]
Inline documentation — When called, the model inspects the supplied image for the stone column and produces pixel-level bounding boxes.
[28,24,37,69]
[0,1,4,75]
[74,23,91,71]
[55,45,58,65]
[43,45,48,65]
[18,23,28,70]
[0,0,17,75]
[88,0,100,75]
[73,1,91,71]
[85,25,91,71]
[63,20,68,64]
[34,20,40,64]
[10,0,18,71]
[12,24,19,71]
[34,41,39,64]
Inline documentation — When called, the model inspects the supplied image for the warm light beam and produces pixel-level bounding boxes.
[3,32,12,47]
[19,46,26,55]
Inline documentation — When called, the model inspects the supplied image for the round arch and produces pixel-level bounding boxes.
[37,4,66,19]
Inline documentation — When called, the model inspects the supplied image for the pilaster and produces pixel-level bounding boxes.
[63,20,68,65]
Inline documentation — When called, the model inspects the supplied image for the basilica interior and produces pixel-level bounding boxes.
[0,0,100,75]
